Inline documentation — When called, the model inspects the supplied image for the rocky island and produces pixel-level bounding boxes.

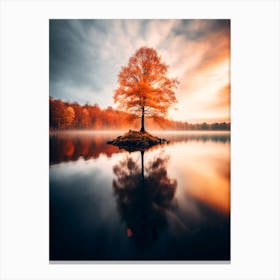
[107,130,169,152]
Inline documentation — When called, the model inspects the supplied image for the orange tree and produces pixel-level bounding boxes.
[114,47,178,132]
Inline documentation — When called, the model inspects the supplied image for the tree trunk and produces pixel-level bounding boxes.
[140,106,145,132]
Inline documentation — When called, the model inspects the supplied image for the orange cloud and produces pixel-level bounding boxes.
[168,23,230,123]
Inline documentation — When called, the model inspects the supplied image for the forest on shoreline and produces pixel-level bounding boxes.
[50,97,230,131]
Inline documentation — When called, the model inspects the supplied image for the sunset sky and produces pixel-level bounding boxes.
[50,19,230,123]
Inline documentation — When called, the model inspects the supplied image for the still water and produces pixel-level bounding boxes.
[50,131,230,261]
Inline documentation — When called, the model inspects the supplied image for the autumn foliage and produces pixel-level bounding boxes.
[50,97,136,130]
[49,97,174,130]
[114,47,178,132]
[50,97,230,131]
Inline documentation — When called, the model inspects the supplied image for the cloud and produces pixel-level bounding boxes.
[49,19,230,122]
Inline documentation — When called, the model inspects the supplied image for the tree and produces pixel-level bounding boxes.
[114,47,178,132]
[72,103,83,128]
[50,98,67,129]
[81,108,90,128]
[65,106,75,128]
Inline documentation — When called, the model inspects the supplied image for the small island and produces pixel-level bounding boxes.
[107,130,169,152]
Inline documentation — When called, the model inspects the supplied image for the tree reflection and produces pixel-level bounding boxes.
[112,150,177,247]
[50,134,121,165]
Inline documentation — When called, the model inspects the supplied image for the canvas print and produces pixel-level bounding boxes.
[49,19,230,261]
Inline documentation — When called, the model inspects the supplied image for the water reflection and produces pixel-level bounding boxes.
[113,150,177,247]
[50,131,230,165]
[50,131,230,260]
[50,132,121,165]
[156,132,230,144]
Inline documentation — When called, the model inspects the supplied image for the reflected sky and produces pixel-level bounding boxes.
[50,131,230,260]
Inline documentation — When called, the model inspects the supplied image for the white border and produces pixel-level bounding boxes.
[0,0,279,279]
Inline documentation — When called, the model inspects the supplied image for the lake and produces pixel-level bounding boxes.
[50,130,230,261]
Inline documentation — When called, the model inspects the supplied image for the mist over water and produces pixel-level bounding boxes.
[50,131,230,260]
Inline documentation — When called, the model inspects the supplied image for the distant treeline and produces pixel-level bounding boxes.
[50,97,230,131]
